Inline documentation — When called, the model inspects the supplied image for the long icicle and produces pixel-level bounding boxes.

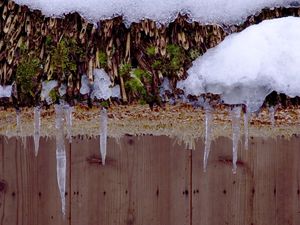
[203,106,213,172]
[34,106,41,157]
[231,106,242,174]
[63,104,73,143]
[55,104,66,217]
[100,108,108,165]
[244,107,249,150]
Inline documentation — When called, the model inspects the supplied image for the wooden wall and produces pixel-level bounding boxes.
[0,135,300,225]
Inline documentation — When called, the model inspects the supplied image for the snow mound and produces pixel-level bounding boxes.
[177,17,300,112]
[15,0,299,25]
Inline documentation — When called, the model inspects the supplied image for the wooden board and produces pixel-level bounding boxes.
[0,135,300,225]
[70,136,191,225]
[0,136,71,225]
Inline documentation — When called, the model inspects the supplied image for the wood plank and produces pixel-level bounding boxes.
[71,135,191,225]
[192,136,253,225]
[0,136,70,225]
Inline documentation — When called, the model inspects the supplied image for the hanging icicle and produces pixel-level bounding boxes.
[100,108,108,165]
[63,104,73,143]
[231,106,242,174]
[203,106,213,172]
[55,104,66,217]
[16,109,21,136]
[33,107,41,157]
[269,106,275,127]
[244,107,249,150]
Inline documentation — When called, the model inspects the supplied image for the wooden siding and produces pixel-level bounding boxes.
[0,135,300,225]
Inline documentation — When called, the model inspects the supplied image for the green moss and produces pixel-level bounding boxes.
[16,57,40,97]
[49,89,59,103]
[146,46,156,56]
[119,63,132,77]
[152,60,162,70]
[98,51,107,68]
[125,75,147,97]
[45,35,52,46]
[132,68,151,81]
[100,101,109,108]
[50,38,82,74]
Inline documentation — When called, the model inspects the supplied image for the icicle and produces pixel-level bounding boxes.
[33,107,41,157]
[63,104,73,143]
[203,106,213,172]
[244,108,249,150]
[16,109,21,136]
[269,106,275,127]
[100,108,108,165]
[231,106,242,174]
[55,104,66,217]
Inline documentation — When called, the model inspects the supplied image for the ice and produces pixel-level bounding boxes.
[55,104,66,217]
[41,80,58,104]
[203,106,213,172]
[16,110,21,136]
[244,108,249,150]
[100,108,108,165]
[269,106,275,127]
[14,0,298,25]
[63,104,73,143]
[0,85,12,98]
[91,69,112,100]
[178,17,300,112]
[231,106,241,174]
[33,107,41,157]
[59,84,67,96]
[80,69,121,99]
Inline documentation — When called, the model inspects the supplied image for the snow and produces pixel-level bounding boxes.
[178,17,300,112]
[41,80,58,104]
[14,0,299,25]
[80,69,121,100]
[0,85,12,98]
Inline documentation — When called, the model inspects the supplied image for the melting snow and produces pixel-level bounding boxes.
[178,17,300,112]
[15,0,299,25]
[41,80,58,104]
[80,69,121,100]
[0,85,12,98]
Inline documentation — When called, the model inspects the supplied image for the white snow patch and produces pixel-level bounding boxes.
[80,69,121,99]
[14,0,299,25]
[0,85,12,98]
[178,17,300,112]
[41,80,58,104]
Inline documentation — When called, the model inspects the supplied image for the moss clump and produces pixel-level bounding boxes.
[148,44,186,78]
[100,100,109,108]
[49,89,59,103]
[50,38,82,75]
[98,51,107,68]
[119,63,132,77]
[132,68,151,81]
[16,57,40,97]
[146,46,156,56]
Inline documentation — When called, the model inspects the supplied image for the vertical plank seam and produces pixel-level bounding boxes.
[189,150,192,225]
